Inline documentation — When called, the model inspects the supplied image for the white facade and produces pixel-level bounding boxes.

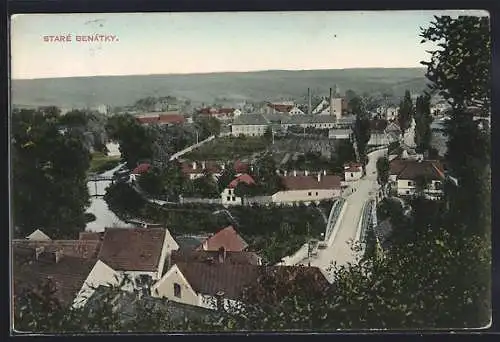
[396,179,443,199]
[329,129,351,140]
[221,188,242,206]
[344,168,363,181]
[289,106,305,115]
[105,142,121,158]
[233,109,242,117]
[271,189,341,205]
[318,98,343,118]
[231,124,268,137]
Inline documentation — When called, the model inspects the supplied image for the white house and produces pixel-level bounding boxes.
[271,172,342,205]
[329,128,352,140]
[221,174,256,207]
[288,106,305,115]
[231,114,269,137]
[344,162,363,181]
[389,158,445,200]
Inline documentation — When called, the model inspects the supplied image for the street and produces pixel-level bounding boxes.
[304,148,387,278]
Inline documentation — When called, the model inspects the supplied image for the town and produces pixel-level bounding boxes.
[11,12,491,332]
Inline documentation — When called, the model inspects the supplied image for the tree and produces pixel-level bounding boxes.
[193,115,221,140]
[414,93,433,152]
[420,15,491,237]
[263,126,273,144]
[11,108,91,239]
[351,97,371,173]
[376,156,390,190]
[217,167,237,192]
[397,90,414,136]
[105,114,155,168]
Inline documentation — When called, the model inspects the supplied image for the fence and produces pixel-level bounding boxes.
[324,198,345,241]
[241,196,273,206]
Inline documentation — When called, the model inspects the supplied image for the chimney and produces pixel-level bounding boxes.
[192,161,197,170]
[201,161,206,170]
[329,88,334,116]
[221,163,226,170]
[293,170,297,177]
[284,170,288,176]
[317,173,321,182]
[305,170,309,176]
[323,170,327,176]
[218,247,226,264]
[307,88,312,115]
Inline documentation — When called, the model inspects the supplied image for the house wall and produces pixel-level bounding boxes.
[231,124,267,137]
[221,188,242,206]
[73,260,122,308]
[396,178,444,198]
[344,170,363,181]
[157,229,180,279]
[272,189,341,205]
[152,265,199,306]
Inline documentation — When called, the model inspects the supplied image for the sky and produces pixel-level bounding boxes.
[10,10,488,79]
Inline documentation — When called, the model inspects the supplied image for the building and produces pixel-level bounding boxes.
[170,249,262,266]
[197,107,241,121]
[196,226,248,252]
[136,113,186,126]
[105,142,121,158]
[151,262,328,310]
[389,158,445,200]
[221,174,256,206]
[25,229,52,241]
[344,162,363,181]
[231,114,269,137]
[328,128,352,140]
[180,160,250,181]
[271,172,342,205]
[368,119,400,147]
[129,163,151,182]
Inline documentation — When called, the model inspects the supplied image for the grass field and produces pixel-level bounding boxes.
[89,152,121,174]
[184,136,269,161]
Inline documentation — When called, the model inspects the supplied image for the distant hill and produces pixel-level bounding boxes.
[11,68,429,109]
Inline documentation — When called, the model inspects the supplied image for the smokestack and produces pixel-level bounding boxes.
[317,172,321,182]
[293,170,297,177]
[201,161,206,170]
[305,170,309,176]
[308,88,312,115]
[192,161,197,170]
[329,88,334,116]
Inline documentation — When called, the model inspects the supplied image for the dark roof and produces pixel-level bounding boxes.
[85,286,218,324]
[13,247,96,307]
[175,263,328,300]
[12,239,102,259]
[175,235,205,251]
[98,228,166,272]
[233,114,268,125]
[132,163,151,175]
[197,226,248,252]
[390,159,445,181]
[281,174,341,191]
[171,250,261,265]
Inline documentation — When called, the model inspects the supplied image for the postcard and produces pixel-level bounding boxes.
[10,10,491,333]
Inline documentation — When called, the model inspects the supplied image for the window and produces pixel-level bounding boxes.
[351,173,354,177]
[315,192,318,196]
[228,190,232,195]
[232,196,236,201]
[308,192,312,196]
[227,196,231,201]
[173,283,181,298]
[435,181,442,189]
[408,181,413,186]
[406,191,410,195]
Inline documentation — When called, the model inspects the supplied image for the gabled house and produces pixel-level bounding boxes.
[151,263,329,310]
[344,162,363,181]
[389,158,445,200]
[368,119,400,147]
[196,226,248,252]
[221,173,256,206]
[272,172,342,205]
[129,163,151,182]
[96,227,179,282]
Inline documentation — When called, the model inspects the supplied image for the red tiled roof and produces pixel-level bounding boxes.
[97,228,166,272]
[132,163,151,175]
[197,226,248,252]
[218,108,235,114]
[13,246,97,307]
[171,250,261,266]
[158,114,185,124]
[281,175,341,191]
[268,104,293,113]
[390,159,445,180]
[228,174,255,189]
[136,116,159,124]
[181,161,222,175]
[175,263,328,301]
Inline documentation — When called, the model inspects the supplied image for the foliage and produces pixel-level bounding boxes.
[263,126,273,143]
[397,90,414,135]
[376,156,390,187]
[149,124,197,166]
[217,167,237,192]
[11,108,91,239]
[193,115,221,140]
[420,15,491,113]
[351,98,371,170]
[249,155,285,195]
[414,93,433,152]
[103,182,148,220]
[88,152,121,173]
[105,114,155,168]
[185,173,220,199]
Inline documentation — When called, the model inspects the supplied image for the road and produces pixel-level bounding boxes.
[305,148,387,277]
